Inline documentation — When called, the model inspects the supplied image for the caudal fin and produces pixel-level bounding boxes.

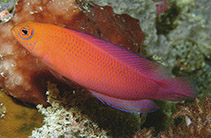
[157,78,197,101]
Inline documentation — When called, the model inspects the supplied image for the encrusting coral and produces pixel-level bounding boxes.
[134,97,211,138]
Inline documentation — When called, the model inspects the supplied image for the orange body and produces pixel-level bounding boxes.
[12,22,196,113]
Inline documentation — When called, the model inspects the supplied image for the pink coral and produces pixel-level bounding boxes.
[0,0,144,104]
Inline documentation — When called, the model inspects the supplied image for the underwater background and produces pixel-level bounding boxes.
[0,0,210,137]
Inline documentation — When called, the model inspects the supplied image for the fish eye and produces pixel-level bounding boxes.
[21,29,28,35]
[18,26,34,40]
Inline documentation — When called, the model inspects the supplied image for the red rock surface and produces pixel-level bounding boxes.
[0,0,144,104]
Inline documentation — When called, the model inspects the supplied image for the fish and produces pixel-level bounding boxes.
[12,21,196,113]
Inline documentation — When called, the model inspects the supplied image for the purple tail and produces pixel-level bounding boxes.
[157,78,197,101]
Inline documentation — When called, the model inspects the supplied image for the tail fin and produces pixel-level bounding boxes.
[157,78,197,101]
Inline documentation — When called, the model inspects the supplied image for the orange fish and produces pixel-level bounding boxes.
[12,21,196,113]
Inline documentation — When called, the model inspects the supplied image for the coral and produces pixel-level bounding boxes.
[30,82,141,138]
[0,0,16,12]
[167,97,211,137]
[30,82,108,138]
[0,90,43,138]
[0,0,144,104]
[0,0,16,23]
[134,128,154,138]
[134,97,211,137]
[0,10,10,22]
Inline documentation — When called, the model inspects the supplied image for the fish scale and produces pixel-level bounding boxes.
[12,21,196,113]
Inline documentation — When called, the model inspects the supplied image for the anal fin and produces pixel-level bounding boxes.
[89,90,159,113]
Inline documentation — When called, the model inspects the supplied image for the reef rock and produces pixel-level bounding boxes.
[0,0,144,104]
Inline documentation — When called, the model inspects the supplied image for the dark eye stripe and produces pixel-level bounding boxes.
[17,28,34,40]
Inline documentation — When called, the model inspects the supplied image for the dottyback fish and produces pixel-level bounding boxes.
[12,21,196,113]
